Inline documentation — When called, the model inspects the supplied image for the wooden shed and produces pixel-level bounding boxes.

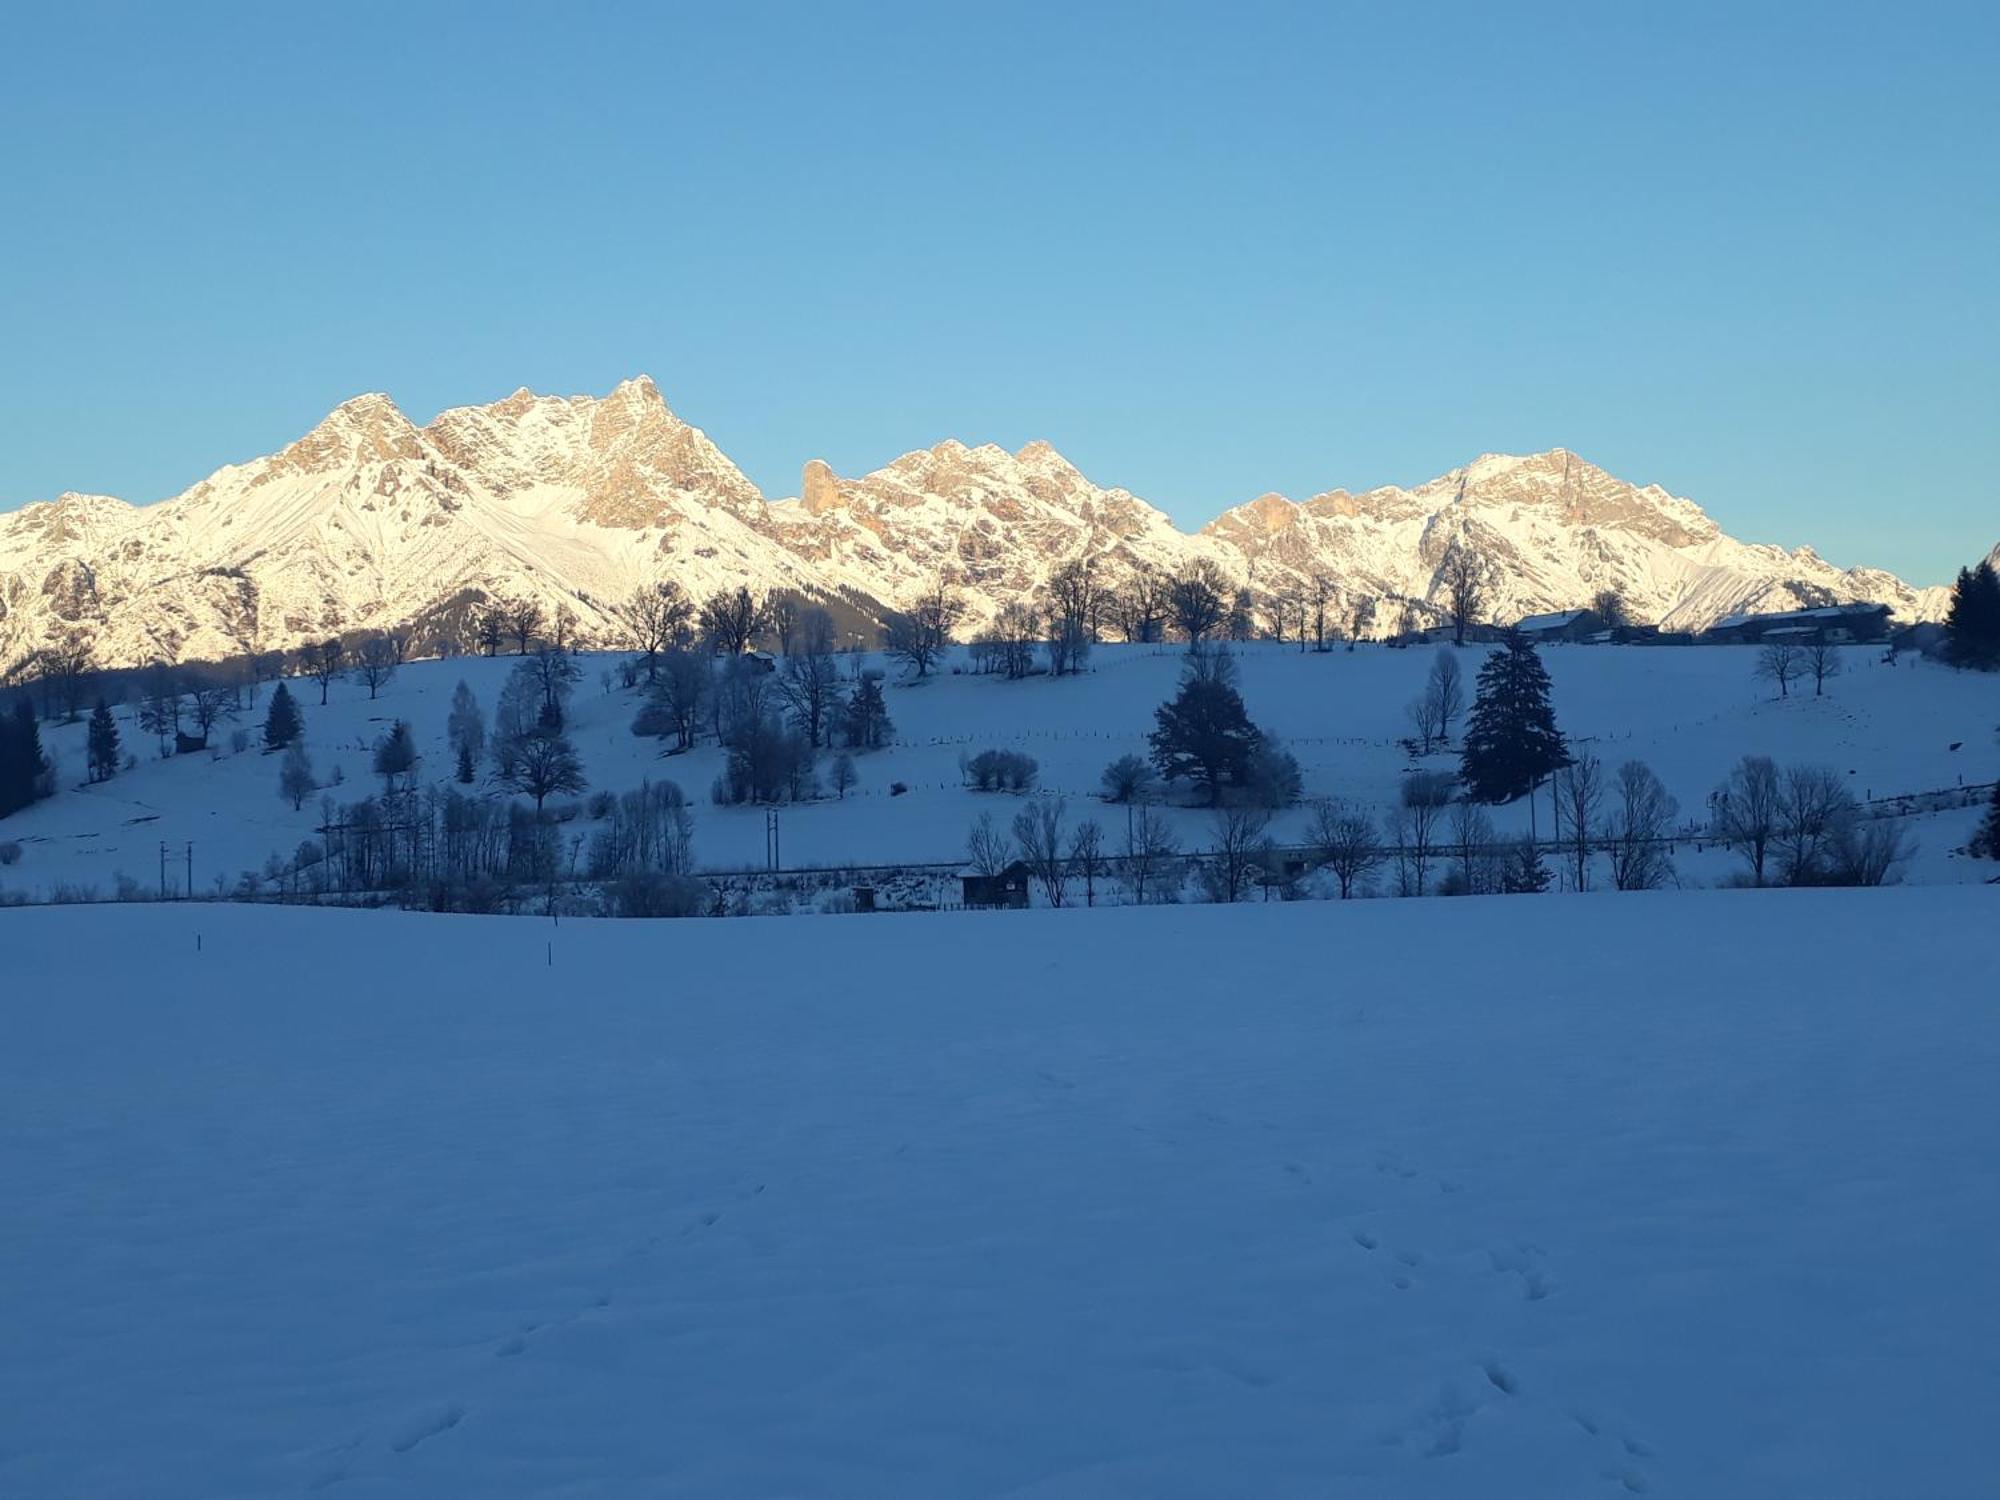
[960,860,1031,910]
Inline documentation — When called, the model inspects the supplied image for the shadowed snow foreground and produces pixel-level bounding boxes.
[4,891,1996,1497]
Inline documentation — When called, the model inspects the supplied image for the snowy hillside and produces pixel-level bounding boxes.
[5,892,1997,1496]
[0,378,1969,674]
[2,642,1994,904]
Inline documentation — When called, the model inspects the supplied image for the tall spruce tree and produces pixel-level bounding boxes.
[87,698,121,783]
[1460,632,1569,803]
[1974,777,2000,860]
[262,681,303,750]
[1148,660,1265,804]
[0,697,49,818]
[1944,559,2000,669]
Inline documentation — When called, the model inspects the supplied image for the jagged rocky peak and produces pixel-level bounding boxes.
[278,391,424,472]
[1241,493,1299,533]
[801,459,844,515]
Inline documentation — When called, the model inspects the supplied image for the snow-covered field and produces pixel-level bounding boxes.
[4,892,1996,1496]
[2,642,1995,902]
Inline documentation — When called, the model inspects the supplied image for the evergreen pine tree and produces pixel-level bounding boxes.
[1500,836,1553,893]
[87,698,121,783]
[455,741,477,784]
[1460,631,1570,803]
[372,720,419,795]
[0,697,49,818]
[1147,664,1265,804]
[262,681,303,750]
[1973,777,2000,860]
[1944,559,2000,669]
[841,676,894,750]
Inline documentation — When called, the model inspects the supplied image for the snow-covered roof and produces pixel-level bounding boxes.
[1711,602,1890,630]
[1515,609,1588,632]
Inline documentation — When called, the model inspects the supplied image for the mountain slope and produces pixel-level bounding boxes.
[1200,448,1953,633]
[0,380,1960,672]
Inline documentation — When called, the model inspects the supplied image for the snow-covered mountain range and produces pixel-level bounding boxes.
[0,376,1963,672]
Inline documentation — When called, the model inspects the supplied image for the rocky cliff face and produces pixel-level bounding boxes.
[0,378,1960,672]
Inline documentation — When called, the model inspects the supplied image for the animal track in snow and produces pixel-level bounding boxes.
[388,1403,465,1454]
[1489,1242,1558,1301]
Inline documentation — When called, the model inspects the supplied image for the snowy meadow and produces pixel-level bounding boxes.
[4,892,1996,1497]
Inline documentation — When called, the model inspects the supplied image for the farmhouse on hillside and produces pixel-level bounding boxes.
[1513,608,1605,643]
[1702,602,1892,645]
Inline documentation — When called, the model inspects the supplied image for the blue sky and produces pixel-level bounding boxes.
[2,1,1994,580]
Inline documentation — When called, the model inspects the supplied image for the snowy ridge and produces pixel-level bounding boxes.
[0,381,1962,672]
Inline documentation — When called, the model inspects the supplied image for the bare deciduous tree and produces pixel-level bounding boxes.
[1607,759,1678,891]
[497,728,588,812]
[1169,561,1230,647]
[1447,798,1497,894]
[1013,797,1070,907]
[1714,754,1783,885]
[1591,588,1633,630]
[1308,797,1382,899]
[1757,640,1806,698]
[1108,567,1172,643]
[299,638,345,705]
[623,580,695,680]
[965,811,1011,877]
[1069,818,1106,906]
[355,634,398,699]
[1121,805,1182,904]
[766,593,801,657]
[1428,650,1465,742]
[1776,763,1855,885]
[505,597,544,655]
[1552,751,1603,891]
[1439,546,1489,646]
[1804,641,1843,697]
[1390,771,1453,895]
[700,586,765,656]
[779,607,842,746]
[884,574,966,677]
[1206,804,1272,903]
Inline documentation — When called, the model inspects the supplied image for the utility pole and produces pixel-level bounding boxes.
[185,843,193,900]
[159,841,167,900]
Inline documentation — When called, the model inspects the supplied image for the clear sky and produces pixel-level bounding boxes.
[2,1,1994,581]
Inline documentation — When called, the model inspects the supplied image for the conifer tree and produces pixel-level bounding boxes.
[261,681,303,750]
[1500,836,1553,892]
[1148,654,1265,804]
[447,680,485,780]
[1974,777,2000,860]
[372,720,419,795]
[841,676,894,750]
[1944,559,2000,669]
[1460,631,1570,803]
[87,697,121,783]
[0,697,49,817]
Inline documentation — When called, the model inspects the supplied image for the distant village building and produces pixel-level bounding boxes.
[1513,608,1605,643]
[959,861,1031,910]
[1702,602,1891,646]
[744,649,778,673]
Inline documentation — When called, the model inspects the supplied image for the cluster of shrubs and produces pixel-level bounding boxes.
[962,748,1039,792]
